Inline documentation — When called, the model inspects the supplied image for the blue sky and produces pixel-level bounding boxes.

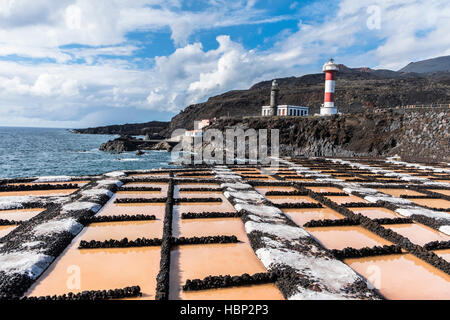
[0,0,449,128]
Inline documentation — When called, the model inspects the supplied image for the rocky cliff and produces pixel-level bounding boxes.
[162,68,450,136]
[73,121,169,137]
[207,109,449,162]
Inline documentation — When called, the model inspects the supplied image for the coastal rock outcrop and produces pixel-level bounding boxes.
[73,121,168,136]
[99,135,177,153]
[99,135,154,153]
[151,141,175,152]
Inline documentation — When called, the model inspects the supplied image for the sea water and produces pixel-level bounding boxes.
[0,127,175,179]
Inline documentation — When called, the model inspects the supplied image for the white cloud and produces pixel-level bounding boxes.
[317,0,450,69]
[31,73,80,97]
[145,35,304,112]
[0,0,450,128]
[64,4,82,30]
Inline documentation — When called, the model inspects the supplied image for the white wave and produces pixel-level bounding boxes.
[116,158,141,162]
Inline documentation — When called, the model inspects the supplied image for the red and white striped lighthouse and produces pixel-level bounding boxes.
[321,58,339,116]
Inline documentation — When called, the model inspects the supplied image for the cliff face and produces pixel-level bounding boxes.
[162,69,450,137]
[207,109,450,162]
[73,121,169,137]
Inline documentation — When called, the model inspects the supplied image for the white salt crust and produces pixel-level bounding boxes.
[62,201,101,213]
[255,247,361,300]
[395,207,450,221]
[105,171,126,177]
[423,181,450,187]
[305,173,331,178]
[0,196,35,210]
[221,183,252,190]
[234,203,283,218]
[246,214,263,222]
[215,174,242,180]
[245,221,310,240]
[33,218,83,236]
[343,187,378,195]
[289,287,353,300]
[34,176,72,182]
[0,251,53,279]
[21,241,44,249]
[364,195,413,205]
[316,178,345,183]
[81,188,113,198]
[224,190,264,202]
[96,179,124,187]
[438,225,450,236]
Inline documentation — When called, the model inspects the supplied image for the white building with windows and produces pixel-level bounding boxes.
[261,104,309,117]
[261,80,309,117]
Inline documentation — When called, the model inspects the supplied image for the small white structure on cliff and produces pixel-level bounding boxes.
[261,80,309,117]
[184,119,215,137]
[262,104,309,116]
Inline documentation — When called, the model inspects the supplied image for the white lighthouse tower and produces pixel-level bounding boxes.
[320,58,339,116]
[269,80,279,116]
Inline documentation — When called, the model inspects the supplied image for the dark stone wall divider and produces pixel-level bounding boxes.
[343,202,384,208]
[0,219,21,226]
[23,286,141,301]
[273,202,323,209]
[331,245,402,260]
[181,212,242,219]
[118,187,162,192]
[79,234,239,249]
[171,235,238,245]
[366,184,423,189]
[183,272,276,291]
[0,178,43,184]
[400,195,441,199]
[79,237,162,249]
[174,197,223,203]
[155,176,174,300]
[371,218,413,225]
[115,197,224,204]
[319,192,349,196]
[303,218,360,228]
[248,181,293,187]
[0,184,79,192]
[80,214,156,225]
[265,191,308,196]
[176,172,213,177]
[178,187,222,192]
[122,178,170,184]
[411,187,450,202]
[240,175,270,179]
[0,202,45,212]
[423,240,450,251]
[115,197,167,203]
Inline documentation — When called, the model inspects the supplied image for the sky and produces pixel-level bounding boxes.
[0,0,449,128]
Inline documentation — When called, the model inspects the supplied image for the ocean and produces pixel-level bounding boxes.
[0,127,175,179]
